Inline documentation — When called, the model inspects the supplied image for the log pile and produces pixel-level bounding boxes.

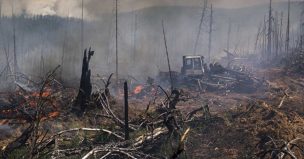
[193,65,263,93]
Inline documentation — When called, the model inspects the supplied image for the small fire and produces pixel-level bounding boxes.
[0,85,61,124]
[133,85,144,94]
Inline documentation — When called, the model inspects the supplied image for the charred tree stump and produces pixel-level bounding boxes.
[73,48,94,116]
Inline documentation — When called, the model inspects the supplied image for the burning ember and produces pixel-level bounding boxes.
[133,85,144,94]
[48,111,60,118]
[31,89,52,98]
[0,120,8,126]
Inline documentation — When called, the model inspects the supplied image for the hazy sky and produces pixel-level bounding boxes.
[0,0,301,18]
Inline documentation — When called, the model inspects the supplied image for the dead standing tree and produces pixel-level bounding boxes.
[267,0,273,60]
[193,0,208,55]
[208,3,213,63]
[73,48,94,116]
[286,0,291,54]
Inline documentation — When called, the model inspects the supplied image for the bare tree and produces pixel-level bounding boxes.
[0,0,2,18]
[227,19,232,52]
[81,0,84,54]
[208,4,213,63]
[274,12,279,57]
[267,0,273,59]
[300,1,304,50]
[193,0,208,55]
[132,9,137,62]
[12,0,18,81]
[286,0,291,54]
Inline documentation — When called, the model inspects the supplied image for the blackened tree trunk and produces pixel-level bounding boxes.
[124,81,129,140]
[73,48,94,116]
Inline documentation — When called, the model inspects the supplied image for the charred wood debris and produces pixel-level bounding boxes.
[0,47,303,159]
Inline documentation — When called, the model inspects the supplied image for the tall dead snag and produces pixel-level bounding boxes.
[267,0,272,60]
[208,4,213,63]
[12,0,18,82]
[301,1,304,50]
[124,81,129,140]
[227,19,232,52]
[286,0,291,54]
[193,0,208,55]
[115,0,119,88]
[162,20,174,91]
[74,48,94,116]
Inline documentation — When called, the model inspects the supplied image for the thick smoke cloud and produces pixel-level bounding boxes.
[0,0,296,19]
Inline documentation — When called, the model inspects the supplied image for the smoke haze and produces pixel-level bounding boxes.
[0,0,302,89]
[0,0,300,18]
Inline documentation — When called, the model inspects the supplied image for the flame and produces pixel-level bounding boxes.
[133,85,144,94]
[0,87,60,121]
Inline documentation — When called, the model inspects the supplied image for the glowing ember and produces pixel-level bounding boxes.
[0,120,8,125]
[0,86,61,123]
[133,85,144,94]
[31,89,52,98]
[48,111,60,118]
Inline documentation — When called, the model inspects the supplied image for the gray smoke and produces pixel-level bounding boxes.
[0,0,297,18]
[0,0,302,90]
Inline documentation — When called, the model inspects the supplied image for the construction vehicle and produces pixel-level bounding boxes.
[181,55,205,77]
[158,55,261,93]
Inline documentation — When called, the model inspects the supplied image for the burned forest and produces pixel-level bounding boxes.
[0,0,304,158]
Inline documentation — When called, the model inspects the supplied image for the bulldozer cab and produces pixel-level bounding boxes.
[181,55,205,76]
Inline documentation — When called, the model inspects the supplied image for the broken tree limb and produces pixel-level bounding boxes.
[186,106,204,121]
[162,20,174,91]
[133,127,168,147]
[99,94,137,131]
[82,147,138,159]
[278,95,287,108]
[51,128,124,140]
[170,128,191,159]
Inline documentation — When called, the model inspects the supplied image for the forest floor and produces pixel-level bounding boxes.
[0,67,303,158]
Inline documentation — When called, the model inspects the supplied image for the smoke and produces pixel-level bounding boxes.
[0,0,301,90]
[0,0,296,19]
[1,0,84,18]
